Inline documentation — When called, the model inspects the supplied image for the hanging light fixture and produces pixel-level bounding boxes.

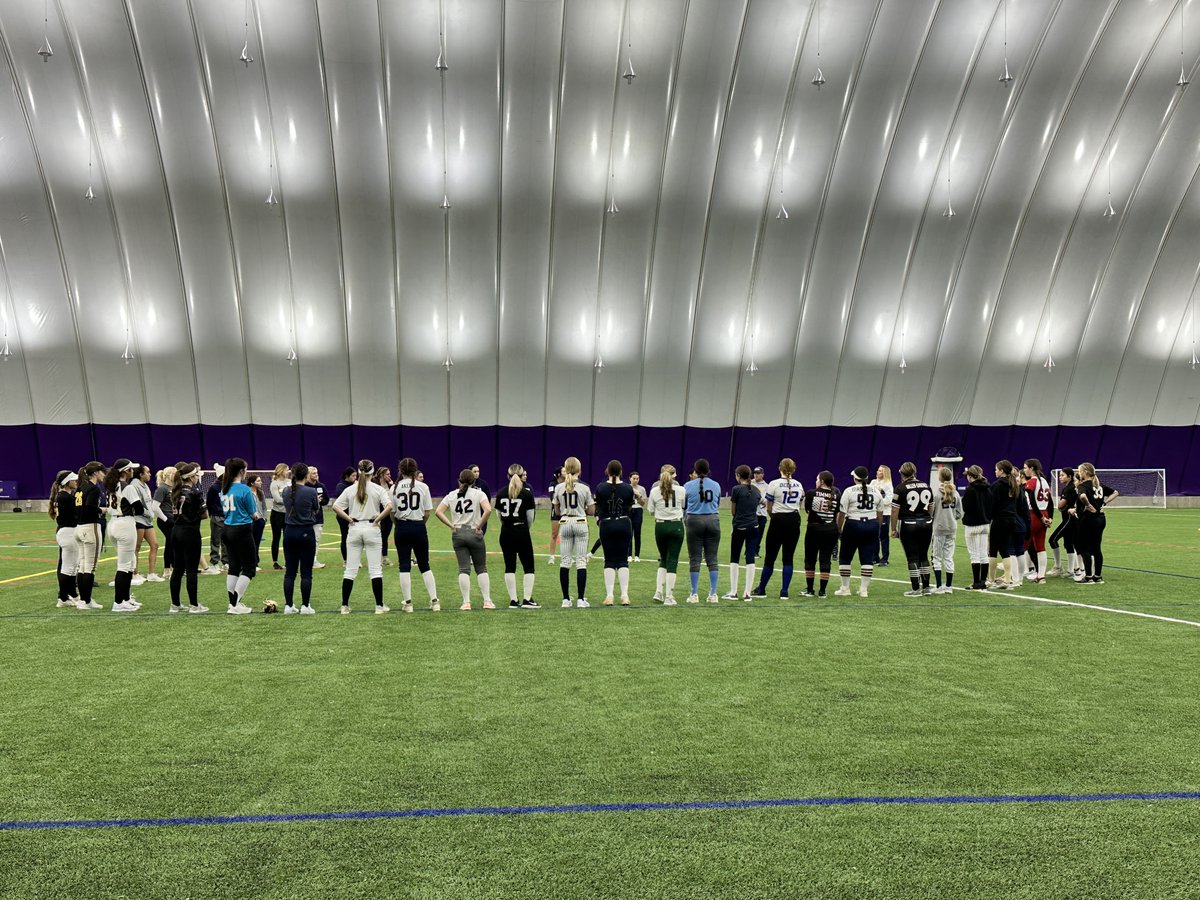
[1191,297,1198,370]
[1102,154,1115,218]
[435,0,448,72]
[775,174,789,221]
[1178,1,1190,88]
[442,354,454,371]
[1043,327,1055,371]
[607,171,619,214]
[440,194,451,211]
[998,0,1014,85]
[265,160,278,205]
[745,329,759,375]
[593,341,604,371]
[121,327,134,365]
[239,0,255,66]
[85,139,96,204]
[36,0,53,61]
[898,329,908,373]
[0,336,10,362]
[941,167,955,218]
[811,0,826,88]
[285,346,297,365]
[621,0,636,84]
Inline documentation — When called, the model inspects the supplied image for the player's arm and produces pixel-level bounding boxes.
[477,496,492,531]
[333,490,353,522]
[434,498,453,529]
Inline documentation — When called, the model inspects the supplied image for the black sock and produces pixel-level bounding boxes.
[559,567,571,599]
[228,590,237,607]
[934,569,942,588]
[576,568,587,599]
[78,573,94,604]
[372,577,384,606]
[116,571,132,603]
[946,573,953,587]
[910,570,920,591]
[57,573,69,601]
[342,578,353,606]
[66,574,77,598]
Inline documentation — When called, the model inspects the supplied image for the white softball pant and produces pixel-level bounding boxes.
[964,524,990,565]
[109,516,138,573]
[56,526,79,576]
[931,533,956,573]
[558,520,589,568]
[344,521,383,580]
[75,523,102,574]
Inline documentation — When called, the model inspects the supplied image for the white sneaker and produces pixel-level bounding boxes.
[562,599,572,608]
[299,605,316,615]
[482,600,495,610]
[108,580,116,587]
[81,600,103,610]
[202,566,222,576]
[721,591,739,600]
[652,592,663,603]
[903,589,923,597]
[460,601,472,611]
[130,575,146,586]
[430,601,440,612]
[858,589,869,598]
[833,588,851,596]
[743,594,753,602]
[627,556,633,563]
[686,594,699,604]
[1046,566,1063,577]
[111,601,137,612]
[375,605,391,614]
[662,597,677,606]
[56,598,75,608]
[313,561,327,569]
[940,586,953,594]
[341,605,352,615]
[633,556,640,563]
[168,604,185,614]
[227,604,252,615]
[402,601,413,613]
[706,595,720,604]
[576,598,590,608]
[189,604,209,614]
[145,573,164,583]
[127,599,142,609]
[284,605,299,615]
[547,555,555,565]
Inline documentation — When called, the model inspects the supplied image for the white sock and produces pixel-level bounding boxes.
[523,573,535,601]
[655,567,666,595]
[840,571,850,591]
[1009,556,1022,585]
[422,570,438,599]
[458,573,471,602]
[617,567,629,598]
[226,574,236,594]
[665,572,677,596]
[1037,550,1047,575]
[603,568,616,598]
[504,573,518,602]
[744,564,756,593]
[860,575,871,592]
[1052,546,1061,567]
[476,572,491,602]
[235,574,250,600]
[398,572,412,602]
[728,563,739,596]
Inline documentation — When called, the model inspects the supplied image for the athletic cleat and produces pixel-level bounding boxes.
[921,587,933,596]
[402,601,413,613]
[299,605,316,615]
[562,599,572,608]
[686,594,700,604]
[283,605,299,615]
[111,601,137,612]
[168,604,185,614]
[341,605,352,615]
[858,589,869,598]
[633,556,641,563]
[375,605,391,614]
[56,598,75,608]
[547,555,555,565]
[274,562,284,570]
[722,591,739,600]
[903,589,923,597]
[202,566,222,576]
[108,580,116,588]
[662,597,677,606]
[620,598,631,606]
[521,600,541,608]
[749,588,767,598]
[603,598,615,606]
[707,595,720,604]
[81,600,103,609]
[742,593,753,602]
[131,575,146,586]
[189,604,209,614]
[460,601,472,611]
[482,600,495,610]
[1073,575,1091,584]
[509,600,522,608]
[627,556,633,563]
[778,593,789,600]
[145,573,165,583]
[312,561,327,569]
[575,598,590,608]
[833,587,852,596]
[226,604,252,615]
[652,592,663,603]
[430,601,440,612]
[801,590,816,598]
[1091,576,1104,584]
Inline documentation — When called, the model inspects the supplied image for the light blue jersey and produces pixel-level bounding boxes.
[684,476,721,515]
[221,482,257,526]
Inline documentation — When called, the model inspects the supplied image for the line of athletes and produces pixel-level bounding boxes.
[44,453,1117,614]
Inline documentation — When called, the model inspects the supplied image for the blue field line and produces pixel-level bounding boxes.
[2,791,1198,833]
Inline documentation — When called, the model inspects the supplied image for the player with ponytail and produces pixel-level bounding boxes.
[495,463,539,607]
[333,459,394,614]
[393,457,439,612]
[552,457,595,608]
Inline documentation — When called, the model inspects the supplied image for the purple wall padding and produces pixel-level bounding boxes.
[2,423,1195,498]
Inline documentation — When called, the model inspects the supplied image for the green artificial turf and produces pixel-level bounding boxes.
[0,508,1198,898]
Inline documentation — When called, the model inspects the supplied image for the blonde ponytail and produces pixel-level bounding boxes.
[658,464,676,503]
[563,456,581,494]
[938,467,956,504]
[507,463,524,500]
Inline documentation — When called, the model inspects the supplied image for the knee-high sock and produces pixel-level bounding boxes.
[743,564,755,595]
[728,563,740,596]
[987,559,997,583]
[655,567,666,596]
[603,568,616,598]
[909,564,920,591]
[1052,545,1062,567]
[422,570,438,600]
[839,565,850,591]
[934,565,942,588]
[226,574,237,605]
[342,577,354,606]
[860,565,873,593]
[617,567,629,598]
[1037,550,1047,575]
[57,572,69,602]
[476,573,491,602]
[757,567,773,593]
[780,566,794,595]
[371,577,384,606]
[665,572,677,596]
[1008,556,1022,586]
[708,568,718,595]
[78,573,94,604]
[523,573,535,601]
[559,567,571,599]
[690,571,700,594]
[458,573,471,602]
[504,573,518,602]
[399,571,412,602]
[576,568,587,599]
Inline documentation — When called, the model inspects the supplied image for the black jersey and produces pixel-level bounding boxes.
[804,486,839,526]
[729,484,760,529]
[594,481,635,520]
[173,486,207,527]
[896,479,934,524]
[76,481,103,525]
[55,490,78,529]
[1076,481,1115,515]
[494,487,535,528]
[1058,480,1078,512]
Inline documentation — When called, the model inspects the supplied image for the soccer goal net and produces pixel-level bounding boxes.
[197,469,277,502]
[1051,468,1166,509]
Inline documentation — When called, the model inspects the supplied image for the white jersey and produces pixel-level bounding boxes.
[1026,475,1052,515]
[114,482,141,520]
[870,479,894,515]
[752,478,769,516]
[553,481,594,520]
[334,480,391,521]
[645,483,687,521]
[764,477,804,514]
[440,486,488,528]
[839,483,884,520]
[392,478,433,522]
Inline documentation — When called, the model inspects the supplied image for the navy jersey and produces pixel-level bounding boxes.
[594,481,635,520]
[729,484,760,529]
[896,480,933,524]
[494,487,535,528]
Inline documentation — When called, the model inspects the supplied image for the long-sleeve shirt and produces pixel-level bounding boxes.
[961,479,992,526]
[932,492,964,535]
[269,479,288,514]
[206,484,224,520]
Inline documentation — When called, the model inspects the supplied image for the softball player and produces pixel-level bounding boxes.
[595,459,636,606]
[725,465,761,600]
[281,462,321,613]
[436,469,494,610]
[153,467,176,580]
[751,458,803,599]
[930,467,962,593]
[268,463,289,569]
[988,460,1022,589]
[647,464,686,604]
[333,459,394,614]
[393,457,440,612]
[73,462,107,610]
[1070,462,1119,583]
[553,457,595,608]
[961,465,992,589]
[871,465,894,566]
[130,465,160,584]
[307,466,329,569]
[107,459,141,611]
[1022,458,1053,583]
[834,466,883,598]
[1048,466,1077,576]
[496,463,539,608]
[218,457,258,613]
[893,462,934,596]
[50,470,80,608]
[801,471,839,597]
[546,465,563,564]
[169,462,209,613]
[684,458,722,603]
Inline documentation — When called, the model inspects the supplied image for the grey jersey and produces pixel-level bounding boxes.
[932,491,963,535]
[553,481,593,520]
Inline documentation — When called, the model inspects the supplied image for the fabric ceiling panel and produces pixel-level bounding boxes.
[543,0,622,428]
[444,0,501,428]
[495,0,561,428]
[970,0,1168,425]
[316,0,399,424]
[637,0,746,428]
[383,0,447,427]
[681,0,807,430]
[127,0,252,425]
[786,0,937,426]
[191,0,301,425]
[591,0,687,428]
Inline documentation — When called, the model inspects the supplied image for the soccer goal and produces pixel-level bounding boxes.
[1051,468,1166,509]
[197,469,277,500]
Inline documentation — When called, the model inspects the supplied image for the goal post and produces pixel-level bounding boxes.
[1050,468,1166,509]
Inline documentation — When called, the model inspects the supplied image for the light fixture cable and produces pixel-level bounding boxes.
[811,0,826,88]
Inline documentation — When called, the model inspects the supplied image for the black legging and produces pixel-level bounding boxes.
[630,508,644,557]
[283,524,316,607]
[270,510,285,563]
[379,516,393,560]
[169,525,201,607]
[500,525,535,574]
[1074,513,1106,577]
[803,524,838,576]
[157,518,174,570]
[338,517,350,561]
[761,513,800,569]
[899,520,933,587]
[1048,516,1075,554]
